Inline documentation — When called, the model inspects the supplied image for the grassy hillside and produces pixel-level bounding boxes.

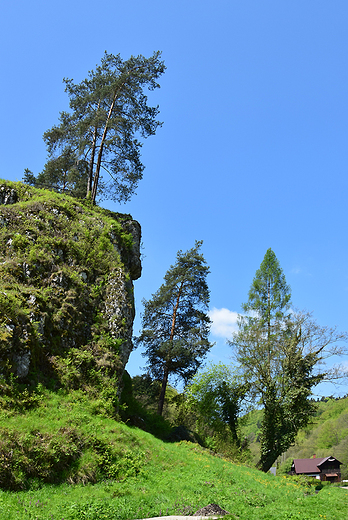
[0,388,347,520]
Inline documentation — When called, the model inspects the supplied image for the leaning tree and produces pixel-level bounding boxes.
[27,51,165,204]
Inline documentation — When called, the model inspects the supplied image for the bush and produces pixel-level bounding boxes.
[0,427,83,490]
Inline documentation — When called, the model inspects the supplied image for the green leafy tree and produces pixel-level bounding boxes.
[186,362,249,447]
[230,248,347,472]
[137,241,213,415]
[28,51,165,204]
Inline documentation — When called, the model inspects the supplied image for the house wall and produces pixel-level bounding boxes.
[321,472,341,482]
[320,462,341,482]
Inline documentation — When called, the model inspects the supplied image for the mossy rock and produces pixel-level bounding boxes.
[0,180,141,399]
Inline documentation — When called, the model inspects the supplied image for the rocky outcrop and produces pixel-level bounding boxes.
[0,180,141,393]
[0,185,18,205]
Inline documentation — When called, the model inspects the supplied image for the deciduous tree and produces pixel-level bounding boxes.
[137,241,213,415]
[230,248,348,472]
[186,363,248,447]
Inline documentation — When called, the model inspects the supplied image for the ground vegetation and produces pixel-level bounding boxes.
[0,386,347,519]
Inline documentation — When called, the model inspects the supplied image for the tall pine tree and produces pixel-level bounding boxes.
[26,51,165,204]
[137,241,213,415]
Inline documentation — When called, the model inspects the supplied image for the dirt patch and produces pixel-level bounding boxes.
[194,504,230,516]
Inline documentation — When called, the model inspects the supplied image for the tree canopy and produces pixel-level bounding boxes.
[186,363,249,448]
[137,241,213,415]
[230,248,348,472]
[25,51,165,204]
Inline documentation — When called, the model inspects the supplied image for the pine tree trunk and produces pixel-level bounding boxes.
[90,65,144,203]
[158,364,169,416]
[87,102,100,198]
[91,101,115,204]
[157,280,185,415]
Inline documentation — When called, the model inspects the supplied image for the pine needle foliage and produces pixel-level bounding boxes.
[137,241,213,415]
[26,51,166,204]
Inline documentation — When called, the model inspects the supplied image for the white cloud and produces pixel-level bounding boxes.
[208,307,239,338]
[290,266,312,277]
[291,267,301,274]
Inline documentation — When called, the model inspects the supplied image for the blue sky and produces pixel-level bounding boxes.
[1,0,348,396]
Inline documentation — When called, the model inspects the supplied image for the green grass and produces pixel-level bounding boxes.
[0,390,347,519]
[0,445,347,519]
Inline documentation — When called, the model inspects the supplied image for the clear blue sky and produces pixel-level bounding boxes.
[1,0,348,396]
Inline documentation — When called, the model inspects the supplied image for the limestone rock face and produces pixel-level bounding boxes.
[0,181,141,392]
[104,267,136,370]
[121,219,142,280]
[0,185,18,205]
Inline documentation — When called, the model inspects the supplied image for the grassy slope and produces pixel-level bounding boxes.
[0,392,347,520]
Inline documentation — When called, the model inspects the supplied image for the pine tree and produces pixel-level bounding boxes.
[29,51,165,204]
[137,241,213,415]
[33,150,89,197]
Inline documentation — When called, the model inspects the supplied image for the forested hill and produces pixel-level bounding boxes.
[243,396,348,478]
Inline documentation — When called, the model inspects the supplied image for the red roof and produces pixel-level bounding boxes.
[292,456,342,474]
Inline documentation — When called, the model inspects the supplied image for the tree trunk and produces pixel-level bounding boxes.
[62,169,67,192]
[267,278,271,379]
[90,65,143,204]
[256,454,277,473]
[157,279,185,415]
[91,100,115,204]
[86,102,100,198]
[257,389,280,472]
[158,364,169,416]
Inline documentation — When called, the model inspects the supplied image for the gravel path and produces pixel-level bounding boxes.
[136,503,229,519]
[136,517,220,520]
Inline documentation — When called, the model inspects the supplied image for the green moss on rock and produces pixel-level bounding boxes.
[0,180,141,398]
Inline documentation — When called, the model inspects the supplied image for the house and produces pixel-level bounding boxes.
[290,456,342,482]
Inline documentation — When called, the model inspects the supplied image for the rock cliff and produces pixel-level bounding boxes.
[0,180,141,396]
